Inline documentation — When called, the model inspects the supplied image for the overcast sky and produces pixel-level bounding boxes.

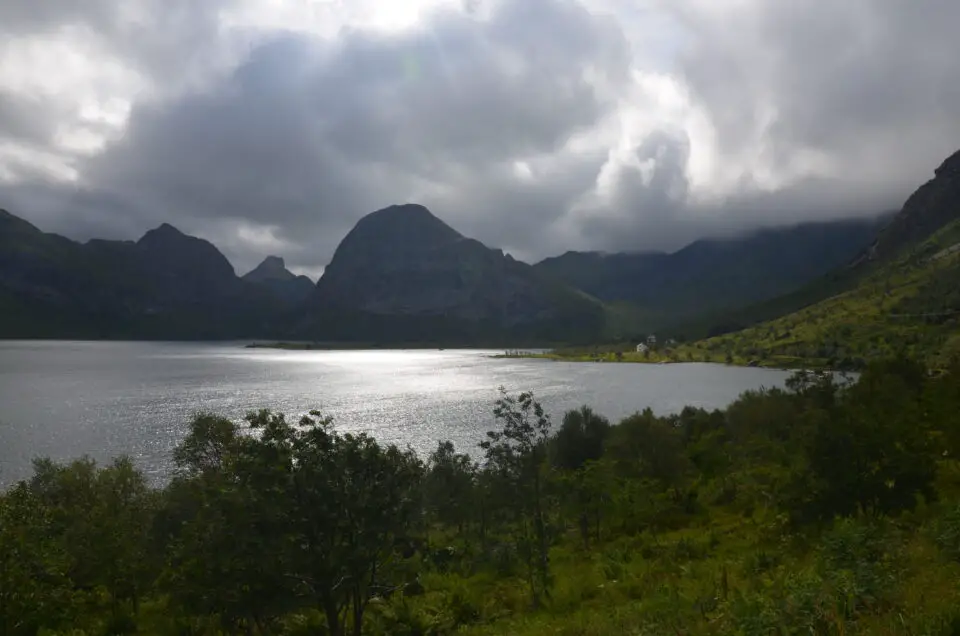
[2,0,958,278]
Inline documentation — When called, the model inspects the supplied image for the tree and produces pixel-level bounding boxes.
[425,441,477,534]
[253,410,424,636]
[550,406,610,472]
[480,388,553,607]
[793,359,937,521]
[550,407,611,548]
[162,413,297,632]
[925,356,960,458]
[164,410,425,636]
[91,458,156,618]
[606,409,689,489]
[0,484,72,635]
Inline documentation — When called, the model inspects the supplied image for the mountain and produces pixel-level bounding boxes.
[242,256,315,305]
[854,148,960,266]
[695,149,960,367]
[682,148,960,340]
[535,217,888,330]
[302,204,606,343]
[0,211,278,339]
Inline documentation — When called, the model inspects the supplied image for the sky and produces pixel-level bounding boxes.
[1,0,959,279]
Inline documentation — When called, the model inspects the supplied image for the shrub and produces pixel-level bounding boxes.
[935,503,960,561]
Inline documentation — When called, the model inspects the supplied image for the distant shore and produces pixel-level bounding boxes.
[245,341,553,351]
[494,348,838,371]
[246,341,843,372]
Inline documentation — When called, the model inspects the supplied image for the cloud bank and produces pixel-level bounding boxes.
[2,0,958,275]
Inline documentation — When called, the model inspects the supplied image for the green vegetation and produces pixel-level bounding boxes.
[534,217,887,331]
[4,357,960,634]
[520,218,960,371]
[694,220,960,370]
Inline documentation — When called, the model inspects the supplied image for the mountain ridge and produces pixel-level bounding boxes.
[242,256,315,305]
[535,216,890,330]
[4,154,952,347]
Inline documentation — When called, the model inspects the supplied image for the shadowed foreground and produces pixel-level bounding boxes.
[3,357,960,635]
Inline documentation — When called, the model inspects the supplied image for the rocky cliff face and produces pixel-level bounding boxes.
[854,149,960,265]
[309,204,604,339]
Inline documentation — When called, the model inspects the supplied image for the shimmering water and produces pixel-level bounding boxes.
[0,341,793,484]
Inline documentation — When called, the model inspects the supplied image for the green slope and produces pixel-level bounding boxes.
[675,150,960,341]
[694,219,960,369]
[535,217,887,330]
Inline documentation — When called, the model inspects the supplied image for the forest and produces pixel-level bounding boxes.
[2,357,960,635]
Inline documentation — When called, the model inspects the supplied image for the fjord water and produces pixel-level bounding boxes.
[0,341,793,485]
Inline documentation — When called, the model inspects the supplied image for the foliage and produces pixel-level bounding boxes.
[480,388,554,608]
[691,220,960,370]
[4,359,960,634]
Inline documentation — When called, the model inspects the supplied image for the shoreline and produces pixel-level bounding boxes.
[245,341,557,351]
[493,350,842,372]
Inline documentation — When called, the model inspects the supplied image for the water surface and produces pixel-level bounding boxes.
[0,341,792,484]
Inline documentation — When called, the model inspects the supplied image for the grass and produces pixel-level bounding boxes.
[356,490,960,636]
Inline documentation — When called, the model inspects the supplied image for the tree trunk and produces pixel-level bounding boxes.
[322,597,342,636]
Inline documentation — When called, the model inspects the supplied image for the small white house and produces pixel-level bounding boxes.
[636,343,649,353]
[646,334,657,346]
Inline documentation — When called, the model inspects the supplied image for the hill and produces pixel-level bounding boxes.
[534,217,887,330]
[300,204,606,343]
[688,149,960,367]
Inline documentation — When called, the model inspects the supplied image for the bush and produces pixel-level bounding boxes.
[935,502,960,561]
[817,518,901,615]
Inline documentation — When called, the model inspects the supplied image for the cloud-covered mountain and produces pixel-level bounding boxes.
[2,0,959,276]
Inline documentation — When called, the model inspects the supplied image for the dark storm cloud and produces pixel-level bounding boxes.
[1,0,959,273]
[4,0,631,271]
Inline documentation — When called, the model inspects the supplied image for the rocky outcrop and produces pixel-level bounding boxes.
[243,256,314,305]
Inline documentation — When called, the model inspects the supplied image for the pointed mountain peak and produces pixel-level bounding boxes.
[134,222,236,280]
[138,222,187,244]
[262,255,286,268]
[243,255,297,283]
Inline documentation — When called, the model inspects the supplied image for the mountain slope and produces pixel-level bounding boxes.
[685,149,960,340]
[242,256,314,305]
[303,204,606,343]
[535,217,887,326]
[691,150,960,367]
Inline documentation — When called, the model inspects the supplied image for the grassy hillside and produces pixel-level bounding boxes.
[692,219,960,369]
